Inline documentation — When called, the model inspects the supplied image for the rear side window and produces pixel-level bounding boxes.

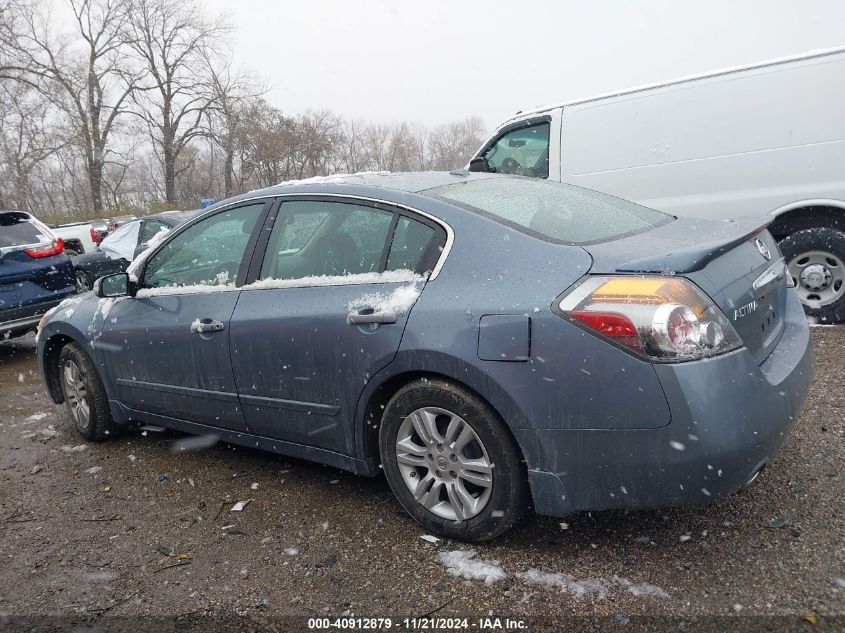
[0,213,47,247]
[428,177,670,244]
[386,216,436,271]
[481,121,550,178]
[260,201,394,280]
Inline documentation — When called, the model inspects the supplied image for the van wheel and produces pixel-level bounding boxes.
[779,228,845,323]
[58,342,121,441]
[379,378,528,542]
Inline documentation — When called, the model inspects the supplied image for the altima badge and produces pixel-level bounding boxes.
[734,300,759,320]
[755,238,772,260]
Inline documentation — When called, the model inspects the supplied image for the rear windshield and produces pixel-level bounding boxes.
[427,177,671,244]
[0,212,47,247]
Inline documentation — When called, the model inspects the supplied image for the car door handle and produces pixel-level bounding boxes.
[347,310,397,325]
[191,319,225,334]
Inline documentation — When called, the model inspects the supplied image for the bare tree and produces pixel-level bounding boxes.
[125,0,229,206]
[0,81,67,210]
[427,116,485,170]
[1,0,136,213]
[204,51,263,198]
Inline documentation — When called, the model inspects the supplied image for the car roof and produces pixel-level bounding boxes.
[144,209,202,226]
[212,171,500,208]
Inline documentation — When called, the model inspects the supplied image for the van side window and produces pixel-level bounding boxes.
[482,121,550,179]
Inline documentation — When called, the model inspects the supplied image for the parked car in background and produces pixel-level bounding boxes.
[49,221,98,257]
[36,173,811,541]
[469,46,845,323]
[1,211,75,340]
[107,215,137,232]
[72,211,198,291]
[90,219,109,245]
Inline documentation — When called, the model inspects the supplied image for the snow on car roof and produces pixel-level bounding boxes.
[270,170,497,194]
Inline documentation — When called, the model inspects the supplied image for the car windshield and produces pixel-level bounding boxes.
[427,177,671,244]
[0,212,48,247]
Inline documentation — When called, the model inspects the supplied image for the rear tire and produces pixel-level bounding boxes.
[379,378,528,542]
[779,227,845,323]
[58,342,121,441]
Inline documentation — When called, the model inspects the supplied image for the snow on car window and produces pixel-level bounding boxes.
[427,177,670,244]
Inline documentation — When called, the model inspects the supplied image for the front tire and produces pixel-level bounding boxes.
[58,342,120,441]
[379,378,528,542]
[779,227,845,323]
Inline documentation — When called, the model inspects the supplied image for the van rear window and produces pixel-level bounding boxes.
[0,212,47,247]
[427,177,671,244]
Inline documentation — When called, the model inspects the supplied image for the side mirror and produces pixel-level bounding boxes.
[95,272,130,298]
[468,157,490,173]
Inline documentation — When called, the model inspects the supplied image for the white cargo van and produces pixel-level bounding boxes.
[469,47,845,322]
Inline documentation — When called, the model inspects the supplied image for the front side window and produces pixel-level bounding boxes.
[482,121,550,178]
[139,220,169,244]
[143,203,264,289]
[260,201,393,280]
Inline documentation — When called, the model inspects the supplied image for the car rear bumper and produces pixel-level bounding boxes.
[522,289,813,516]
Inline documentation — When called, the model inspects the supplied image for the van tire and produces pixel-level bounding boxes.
[779,227,845,323]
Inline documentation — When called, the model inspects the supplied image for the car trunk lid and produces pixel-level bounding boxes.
[582,216,788,364]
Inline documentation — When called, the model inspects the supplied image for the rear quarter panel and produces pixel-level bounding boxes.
[355,197,672,467]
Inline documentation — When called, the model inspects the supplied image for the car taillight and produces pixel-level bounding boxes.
[558,275,742,362]
[90,227,99,243]
[24,238,64,259]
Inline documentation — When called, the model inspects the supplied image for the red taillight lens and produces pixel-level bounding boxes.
[558,275,743,362]
[90,227,99,243]
[24,238,64,259]
[569,310,644,352]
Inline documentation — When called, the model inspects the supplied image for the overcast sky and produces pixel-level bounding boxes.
[202,0,845,134]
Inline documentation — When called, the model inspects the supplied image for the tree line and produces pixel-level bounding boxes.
[0,0,485,221]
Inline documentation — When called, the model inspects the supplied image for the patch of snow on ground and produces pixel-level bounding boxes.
[613,576,670,598]
[27,412,49,421]
[519,570,669,600]
[519,570,609,599]
[437,550,506,585]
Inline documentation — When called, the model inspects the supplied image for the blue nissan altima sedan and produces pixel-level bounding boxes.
[36,172,812,541]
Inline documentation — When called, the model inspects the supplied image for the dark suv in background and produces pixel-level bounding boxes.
[1,211,76,340]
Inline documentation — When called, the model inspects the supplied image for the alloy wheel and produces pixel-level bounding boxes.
[395,406,493,521]
[62,359,91,430]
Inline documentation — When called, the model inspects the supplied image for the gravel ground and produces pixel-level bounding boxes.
[0,329,842,632]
